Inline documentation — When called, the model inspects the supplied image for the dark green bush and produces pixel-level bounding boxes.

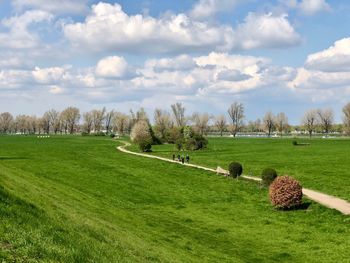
[81,132,89,136]
[292,140,298,146]
[110,133,116,138]
[262,168,278,186]
[228,162,243,178]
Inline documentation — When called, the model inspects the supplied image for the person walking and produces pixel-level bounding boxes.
[177,154,181,162]
[186,154,190,163]
[172,154,175,161]
[181,156,185,164]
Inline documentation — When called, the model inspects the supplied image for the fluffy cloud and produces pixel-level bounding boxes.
[305,38,350,72]
[189,0,242,19]
[32,66,70,84]
[0,10,53,49]
[284,0,330,15]
[63,2,300,54]
[11,0,89,15]
[145,55,196,72]
[95,56,134,79]
[234,12,301,49]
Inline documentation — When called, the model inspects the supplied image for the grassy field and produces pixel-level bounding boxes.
[0,136,349,262]
[137,137,350,201]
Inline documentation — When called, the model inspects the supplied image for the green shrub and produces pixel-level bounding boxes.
[292,140,298,146]
[228,162,243,178]
[81,132,89,136]
[269,176,303,209]
[262,168,278,186]
[110,133,116,138]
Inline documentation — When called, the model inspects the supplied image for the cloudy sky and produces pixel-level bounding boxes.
[0,0,349,123]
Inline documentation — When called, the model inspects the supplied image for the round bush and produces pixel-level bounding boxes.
[269,176,303,209]
[228,162,243,178]
[262,168,278,186]
[292,140,298,146]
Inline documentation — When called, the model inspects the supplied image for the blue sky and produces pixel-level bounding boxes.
[0,0,349,124]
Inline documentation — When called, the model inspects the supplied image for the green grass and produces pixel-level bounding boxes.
[140,137,350,201]
[0,135,349,262]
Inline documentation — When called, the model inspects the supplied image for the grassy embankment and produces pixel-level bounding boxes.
[0,136,349,262]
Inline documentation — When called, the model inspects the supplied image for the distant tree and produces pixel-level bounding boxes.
[275,112,289,137]
[61,107,80,134]
[41,112,51,134]
[263,111,275,137]
[47,109,61,134]
[214,114,227,136]
[154,109,172,140]
[302,109,318,138]
[171,102,186,127]
[92,107,106,132]
[0,112,13,133]
[83,112,93,134]
[105,110,115,134]
[317,108,334,135]
[191,112,210,135]
[130,120,152,152]
[343,103,350,135]
[227,102,244,137]
[113,112,129,135]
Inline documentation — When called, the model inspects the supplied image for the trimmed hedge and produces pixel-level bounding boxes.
[269,176,303,209]
[262,168,278,186]
[228,162,243,178]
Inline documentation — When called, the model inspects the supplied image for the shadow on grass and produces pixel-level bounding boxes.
[277,202,312,211]
[0,157,28,161]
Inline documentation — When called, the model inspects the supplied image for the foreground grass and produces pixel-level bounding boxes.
[139,137,350,201]
[0,136,349,262]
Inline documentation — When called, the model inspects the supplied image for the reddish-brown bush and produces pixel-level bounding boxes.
[269,176,303,209]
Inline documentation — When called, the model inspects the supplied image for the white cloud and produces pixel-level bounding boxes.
[283,0,330,15]
[234,12,301,50]
[11,0,89,15]
[145,55,196,72]
[32,66,70,84]
[0,10,53,49]
[305,38,350,72]
[189,0,242,19]
[63,2,300,54]
[95,56,132,78]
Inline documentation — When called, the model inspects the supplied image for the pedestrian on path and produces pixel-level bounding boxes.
[181,156,185,164]
[186,154,190,163]
[177,154,181,162]
[172,154,175,161]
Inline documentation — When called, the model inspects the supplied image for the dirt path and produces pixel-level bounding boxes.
[117,141,350,215]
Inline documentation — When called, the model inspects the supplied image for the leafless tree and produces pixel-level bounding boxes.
[317,108,334,135]
[275,112,289,137]
[83,112,93,134]
[105,110,115,134]
[227,102,244,137]
[92,107,106,132]
[41,112,51,134]
[343,103,350,135]
[47,109,61,134]
[192,112,210,135]
[263,111,275,137]
[113,112,129,135]
[154,109,172,139]
[0,112,13,133]
[61,107,80,134]
[214,114,227,136]
[302,109,318,138]
[171,102,186,127]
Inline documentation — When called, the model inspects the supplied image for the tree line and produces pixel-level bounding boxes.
[0,102,350,137]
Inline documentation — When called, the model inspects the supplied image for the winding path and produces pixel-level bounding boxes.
[117,141,350,215]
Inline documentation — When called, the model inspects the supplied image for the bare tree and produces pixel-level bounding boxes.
[317,108,334,135]
[92,107,106,132]
[214,114,226,136]
[41,112,51,134]
[302,109,318,138]
[227,102,244,137]
[154,109,172,140]
[47,109,61,134]
[61,107,80,134]
[105,110,115,134]
[192,112,210,135]
[275,112,289,137]
[343,103,350,135]
[263,111,275,137]
[83,112,93,134]
[0,112,13,133]
[171,102,186,127]
[113,112,129,135]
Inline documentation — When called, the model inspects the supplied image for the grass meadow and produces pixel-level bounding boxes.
[139,137,350,201]
[0,136,349,262]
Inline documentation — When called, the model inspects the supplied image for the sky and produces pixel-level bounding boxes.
[0,0,350,124]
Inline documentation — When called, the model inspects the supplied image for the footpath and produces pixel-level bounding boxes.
[117,141,350,215]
